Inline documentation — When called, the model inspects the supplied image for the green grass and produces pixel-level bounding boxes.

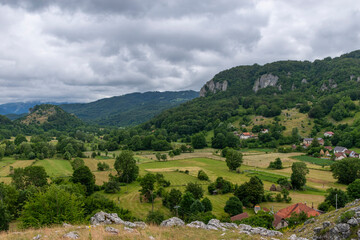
[245,170,288,183]
[239,148,275,153]
[292,155,334,166]
[34,159,73,177]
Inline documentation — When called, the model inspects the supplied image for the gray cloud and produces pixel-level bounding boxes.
[0,0,359,104]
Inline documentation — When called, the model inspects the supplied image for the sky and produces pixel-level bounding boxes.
[0,0,360,104]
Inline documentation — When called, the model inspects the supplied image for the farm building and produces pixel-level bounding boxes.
[230,212,249,221]
[303,138,324,146]
[273,203,320,229]
[324,131,334,137]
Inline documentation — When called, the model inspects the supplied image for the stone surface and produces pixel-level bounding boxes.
[186,221,207,229]
[207,219,225,231]
[301,78,308,84]
[33,234,41,240]
[200,80,228,97]
[63,231,79,239]
[322,221,331,228]
[347,217,358,226]
[124,227,134,233]
[253,73,279,92]
[160,217,185,227]
[105,226,119,234]
[63,223,72,228]
[288,234,308,240]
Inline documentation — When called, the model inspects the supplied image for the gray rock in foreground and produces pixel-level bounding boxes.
[63,231,79,239]
[160,217,185,227]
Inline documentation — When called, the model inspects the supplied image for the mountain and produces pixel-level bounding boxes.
[17,104,84,131]
[60,90,199,126]
[0,101,66,115]
[142,50,360,135]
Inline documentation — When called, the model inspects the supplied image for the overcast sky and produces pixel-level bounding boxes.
[0,0,359,104]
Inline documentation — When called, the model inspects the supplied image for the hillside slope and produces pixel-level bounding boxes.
[143,50,360,135]
[60,90,199,126]
[17,104,84,131]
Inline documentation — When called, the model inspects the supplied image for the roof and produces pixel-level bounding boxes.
[275,203,320,220]
[324,146,333,150]
[335,153,346,158]
[325,131,334,135]
[242,132,252,136]
[303,138,313,141]
[273,213,283,227]
[263,207,270,212]
[334,146,347,152]
[230,212,249,221]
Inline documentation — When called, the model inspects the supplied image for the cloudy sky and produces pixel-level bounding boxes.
[0,0,359,104]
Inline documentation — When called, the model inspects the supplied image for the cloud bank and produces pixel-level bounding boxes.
[0,0,359,103]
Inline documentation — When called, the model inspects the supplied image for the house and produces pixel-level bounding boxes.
[324,146,333,151]
[325,150,331,157]
[303,138,324,146]
[272,203,320,229]
[320,149,325,156]
[345,150,356,158]
[335,152,346,161]
[230,212,249,222]
[334,146,348,153]
[324,131,334,137]
[261,129,269,134]
[270,184,277,191]
[254,205,261,214]
[240,132,254,140]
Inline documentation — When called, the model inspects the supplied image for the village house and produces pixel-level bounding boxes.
[333,146,348,153]
[240,132,255,140]
[273,203,320,229]
[260,129,269,134]
[334,152,346,161]
[230,212,249,222]
[345,150,356,158]
[303,138,324,146]
[324,131,334,137]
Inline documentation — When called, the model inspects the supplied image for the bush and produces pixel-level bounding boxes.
[201,197,213,212]
[318,202,330,212]
[185,182,204,199]
[188,212,216,224]
[146,210,165,225]
[104,177,121,194]
[338,210,355,223]
[347,179,360,200]
[20,185,84,228]
[240,211,274,228]
[0,202,10,231]
[190,200,205,214]
[197,170,209,181]
[224,197,243,216]
[97,162,110,171]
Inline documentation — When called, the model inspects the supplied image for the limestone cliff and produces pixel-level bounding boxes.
[253,73,279,92]
[199,80,228,97]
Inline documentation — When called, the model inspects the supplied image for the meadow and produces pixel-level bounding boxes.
[0,148,344,220]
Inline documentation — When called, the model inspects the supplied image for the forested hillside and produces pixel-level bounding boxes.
[60,91,199,126]
[143,50,360,137]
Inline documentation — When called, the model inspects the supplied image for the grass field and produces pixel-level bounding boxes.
[34,159,73,177]
[291,155,334,166]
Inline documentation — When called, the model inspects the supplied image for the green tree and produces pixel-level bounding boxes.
[185,182,204,199]
[190,200,205,214]
[163,188,182,210]
[146,210,165,225]
[104,175,121,194]
[114,151,139,183]
[235,176,264,206]
[331,158,360,184]
[224,196,243,216]
[72,166,95,196]
[0,201,10,231]
[225,149,243,171]
[20,185,84,228]
[191,133,207,149]
[347,179,360,200]
[201,197,212,212]
[291,162,309,189]
[211,133,226,149]
[14,134,27,146]
[325,188,348,209]
[91,152,97,158]
[11,166,48,190]
[240,211,274,228]
[197,170,209,181]
[268,158,283,169]
[155,152,161,161]
[140,173,157,202]
[179,192,195,217]
[71,158,85,170]
[97,162,110,171]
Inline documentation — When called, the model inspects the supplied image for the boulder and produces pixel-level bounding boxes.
[207,219,225,231]
[288,234,309,240]
[63,231,79,239]
[322,221,331,228]
[90,211,125,225]
[220,222,238,229]
[133,221,147,229]
[238,224,252,232]
[186,221,207,229]
[347,217,358,226]
[63,223,72,228]
[160,217,185,227]
[33,234,41,240]
[105,226,119,234]
[253,74,279,92]
[124,227,135,233]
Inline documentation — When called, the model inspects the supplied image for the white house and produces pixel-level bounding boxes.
[334,146,348,153]
[324,131,334,137]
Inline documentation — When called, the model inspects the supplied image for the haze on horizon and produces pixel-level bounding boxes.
[0,0,359,104]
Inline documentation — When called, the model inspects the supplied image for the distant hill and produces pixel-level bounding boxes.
[17,104,84,131]
[0,101,65,115]
[143,50,360,135]
[60,91,199,126]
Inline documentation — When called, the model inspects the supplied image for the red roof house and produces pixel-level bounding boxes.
[273,203,320,229]
[230,212,249,221]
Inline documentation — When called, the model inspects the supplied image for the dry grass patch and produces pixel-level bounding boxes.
[243,152,302,168]
[0,160,35,176]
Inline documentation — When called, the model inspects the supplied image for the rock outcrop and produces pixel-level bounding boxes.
[90,211,146,228]
[301,78,308,84]
[320,79,337,91]
[200,80,228,97]
[160,217,185,227]
[253,73,279,92]
[63,231,79,239]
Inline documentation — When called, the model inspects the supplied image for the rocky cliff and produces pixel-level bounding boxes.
[253,73,279,92]
[200,80,228,97]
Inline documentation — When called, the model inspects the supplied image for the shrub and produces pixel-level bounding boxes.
[318,202,330,212]
[97,162,110,171]
[185,182,204,199]
[338,210,355,223]
[188,212,216,224]
[146,210,165,225]
[240,211,274,228]
[197,170,209,181]
[0,202,10,231]
[201,197,213,212]
[224,197,243,216]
